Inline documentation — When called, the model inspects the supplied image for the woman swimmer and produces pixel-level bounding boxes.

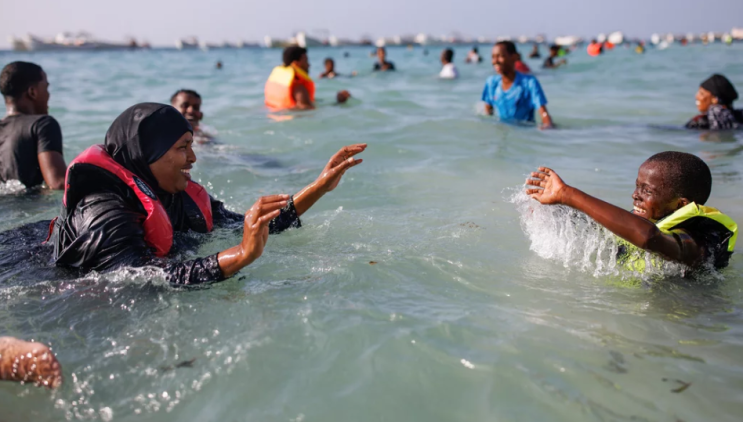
[51,103,366,285]
[685,74,743,130]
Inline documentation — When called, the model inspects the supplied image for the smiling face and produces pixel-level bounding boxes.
[171,93,203,129]
[631,161,687,221]
[149,132,196,194]
[695,86,716,113]
[491,44,516,76]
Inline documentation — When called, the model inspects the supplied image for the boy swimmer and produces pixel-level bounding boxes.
[526,152,736,269]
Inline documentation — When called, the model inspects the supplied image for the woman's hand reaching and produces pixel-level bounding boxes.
[218,194,289,277]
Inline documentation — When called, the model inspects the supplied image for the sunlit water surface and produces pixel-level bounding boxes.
[1,44,742,422]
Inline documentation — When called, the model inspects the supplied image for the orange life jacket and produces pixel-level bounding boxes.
[587,43,603,57]
[264,64,315,110]
[60,145,213,257]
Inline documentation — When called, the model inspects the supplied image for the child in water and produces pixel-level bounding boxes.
[525,152,737,270]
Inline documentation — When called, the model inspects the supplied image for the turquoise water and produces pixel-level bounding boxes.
[1,44,743,421]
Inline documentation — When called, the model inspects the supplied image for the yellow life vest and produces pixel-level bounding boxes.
[264,65,315,111]
[618,203,737,272]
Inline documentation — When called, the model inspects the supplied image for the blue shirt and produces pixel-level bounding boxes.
[481,72,548,122]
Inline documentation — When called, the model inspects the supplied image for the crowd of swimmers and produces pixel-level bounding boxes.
[0,40,741,389]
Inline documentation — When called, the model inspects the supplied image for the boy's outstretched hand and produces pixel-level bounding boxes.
[525,167,569,205]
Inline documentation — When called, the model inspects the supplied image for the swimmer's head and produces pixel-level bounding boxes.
[441,48,454,64]
[376,47,387,61]
[492,41,518,76]
[284,46,309,72]
[632,152,712,221]
[696,74,738,113]
[549,45,560,56]
[324,58,335,72]
[170,89,203,129]
[0,61,50,115]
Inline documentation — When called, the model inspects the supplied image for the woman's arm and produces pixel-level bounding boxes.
[56,193,289,284]
[292,144,366,216]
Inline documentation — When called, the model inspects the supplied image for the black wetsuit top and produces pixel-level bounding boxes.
[52,176,300,286]
[685,105,743,130]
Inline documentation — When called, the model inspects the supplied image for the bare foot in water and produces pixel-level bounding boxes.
[0,337,62,388]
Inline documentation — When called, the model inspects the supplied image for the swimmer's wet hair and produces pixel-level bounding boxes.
[495,41,518,55]
[0,61,45,100]
[443,48,454,62]
[170,89,201,103]
[283,46,307,66]
[645,151,712,204]
[324,57,334,64]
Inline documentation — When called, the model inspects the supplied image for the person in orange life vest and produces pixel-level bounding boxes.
[52,103,366,285]
[265,46,350,110]
[587,39,603,56]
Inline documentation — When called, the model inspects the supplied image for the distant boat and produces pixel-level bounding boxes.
[607,31,624,45]
[11,33,137,51]
[554,35,583,47]
[175,37,199,50]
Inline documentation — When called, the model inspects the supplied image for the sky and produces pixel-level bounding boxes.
[2,0,742,49]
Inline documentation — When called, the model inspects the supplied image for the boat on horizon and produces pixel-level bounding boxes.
[10,32,139,51]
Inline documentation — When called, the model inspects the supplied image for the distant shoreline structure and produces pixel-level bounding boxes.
[5,28,742,52]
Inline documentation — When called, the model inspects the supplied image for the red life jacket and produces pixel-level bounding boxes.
[61,145,213,257]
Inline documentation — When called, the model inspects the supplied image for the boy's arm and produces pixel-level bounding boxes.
[526,167,704,267]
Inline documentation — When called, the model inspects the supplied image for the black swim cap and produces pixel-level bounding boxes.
[701,74,738,106]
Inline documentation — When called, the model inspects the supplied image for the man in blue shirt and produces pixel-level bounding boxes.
[481,41,554,128]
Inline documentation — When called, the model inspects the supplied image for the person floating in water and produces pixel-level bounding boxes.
[51,103,366,285]
[373,47,395,72]
[543,45,567,69]
[481,41,554,128]
[0,62,67,190]
[528,43,541,59]
[685,74,742,130]
[0,337,62,388]
[526,152,737,270]
[170,89,216,144]
[265,46,351,111]
[319,58,356,79]
[587,39,604,56]
[465,46,482,63]
[439,48,458,79]
[320,58,339,79]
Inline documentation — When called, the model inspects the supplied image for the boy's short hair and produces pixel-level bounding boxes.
[0,61,45,99]
[324,57,334,64]
[283,46,307,66]
[495,41,518,55]
[645,151,712,204]
[170,89,201,103]
[443,48,454,62]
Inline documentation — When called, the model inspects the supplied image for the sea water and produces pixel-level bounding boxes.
[0,44,742,422]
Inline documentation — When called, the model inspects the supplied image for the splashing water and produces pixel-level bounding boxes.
[508,189,689,283]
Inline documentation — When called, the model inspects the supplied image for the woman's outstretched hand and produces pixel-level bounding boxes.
[293,144,367,216]
[218,194,289,278]
[525,167,569,205]
[317,144,366,192]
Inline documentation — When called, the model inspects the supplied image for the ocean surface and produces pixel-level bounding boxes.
[1,44,742,422]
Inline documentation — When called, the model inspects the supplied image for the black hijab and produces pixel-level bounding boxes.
[701,74,738,107]
[104,103,192,194]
